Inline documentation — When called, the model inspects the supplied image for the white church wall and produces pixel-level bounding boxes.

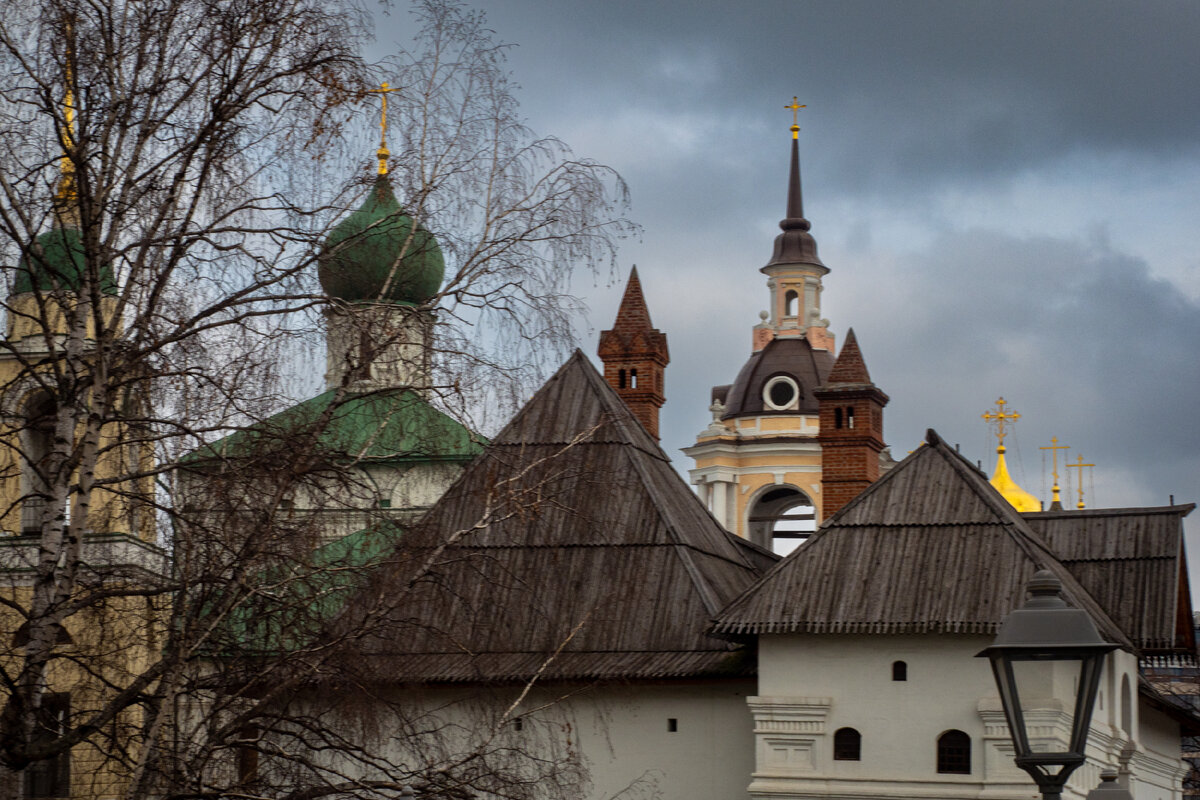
[753,634,1186,800]
[290,679,757,800]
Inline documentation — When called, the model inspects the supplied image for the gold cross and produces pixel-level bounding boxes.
[981,397,1020,448]
[1067,454,1095,509]
[785,96,806,139]
[366,82,400,175]
[1039,437,1069,507]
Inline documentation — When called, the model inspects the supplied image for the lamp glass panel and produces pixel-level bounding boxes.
[1009,657,1085,755]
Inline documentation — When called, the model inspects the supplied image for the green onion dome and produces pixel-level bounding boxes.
[318,175,444,305]
[15,226,116,295]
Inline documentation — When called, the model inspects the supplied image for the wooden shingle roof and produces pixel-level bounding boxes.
[1024,505,1195,653]
[335,351,773,682]
[711,429,1130,647]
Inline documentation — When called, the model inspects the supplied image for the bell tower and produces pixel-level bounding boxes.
[598,266,669,440]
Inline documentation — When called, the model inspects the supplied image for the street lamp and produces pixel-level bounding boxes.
[978,570,1119,800]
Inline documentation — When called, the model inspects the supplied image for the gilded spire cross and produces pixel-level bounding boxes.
[1067,454,1095,510]
[55,18,79,224]
[785,96,806,139]
[982,397,1020,450]
[1039,437,1069,510]
[366,82,400,175]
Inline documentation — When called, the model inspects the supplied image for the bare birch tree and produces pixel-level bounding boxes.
[0,0,632,796]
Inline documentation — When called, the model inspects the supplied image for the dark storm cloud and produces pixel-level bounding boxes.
[475,0,1200,195]
[840,229,1200,506]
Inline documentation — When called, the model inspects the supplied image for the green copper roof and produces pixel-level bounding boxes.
[318,175,444,305]
[194,387,485,465]
[15,226,117,295]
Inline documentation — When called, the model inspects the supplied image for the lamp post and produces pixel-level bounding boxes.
[978,570,1118,800]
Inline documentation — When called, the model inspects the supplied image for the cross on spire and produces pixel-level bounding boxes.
[982,397,1020,449]
[785,96,806,139]
[1039,436,1069,510]
[1067,454,1095,509]
[366,82,400,175]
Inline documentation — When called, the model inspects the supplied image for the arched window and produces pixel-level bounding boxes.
[1120,674,1132,736]
[630,368,638,388]
[833,727,861,760]
[936,730,971,774]
[784,290,799,317]
[618,369,626,389]
[748,486,816,555]
[892,661,907,681]
[22,393,55,535]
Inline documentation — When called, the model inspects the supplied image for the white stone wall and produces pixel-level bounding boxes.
[288,679,757,800]
[753,634,1183,800]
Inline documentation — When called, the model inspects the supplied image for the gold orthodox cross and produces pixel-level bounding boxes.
[785,96,806,139]
[1067,454,1095,509]
[981,397,1020,447]
[366,82,400,175]
[1039,437,1069,508]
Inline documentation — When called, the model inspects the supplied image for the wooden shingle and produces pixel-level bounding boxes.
[335,351,773,682]
[711,429,1130,647]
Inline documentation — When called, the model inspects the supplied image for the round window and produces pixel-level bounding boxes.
[763,376,799,410]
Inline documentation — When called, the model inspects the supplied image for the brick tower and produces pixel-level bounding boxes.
[814,328,888,519]
[598,266,669,440]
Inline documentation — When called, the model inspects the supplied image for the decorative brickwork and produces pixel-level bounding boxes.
[598,266,669,440]
[815,329,888,520]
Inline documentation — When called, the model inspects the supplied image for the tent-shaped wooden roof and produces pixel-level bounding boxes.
[334,351,775,682]
[1023,505,1195,653]
[711,429,1130,647]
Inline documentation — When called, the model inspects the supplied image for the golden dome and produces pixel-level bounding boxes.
[989,446,1042,512]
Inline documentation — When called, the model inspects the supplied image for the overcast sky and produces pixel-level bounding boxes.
[373,1,1200,594]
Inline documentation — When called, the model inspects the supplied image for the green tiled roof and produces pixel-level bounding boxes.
[194,387,485,465]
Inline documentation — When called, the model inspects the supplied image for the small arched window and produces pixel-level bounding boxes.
[618,369,626,389]
[784,290,799,317]
[630,369,638,388]
[833,727,861,761]
[937,730,971,774]
[892,661,907,681]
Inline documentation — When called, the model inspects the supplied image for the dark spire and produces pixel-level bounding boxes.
[765,131,825,270]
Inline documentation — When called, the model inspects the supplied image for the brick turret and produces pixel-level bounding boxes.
[815,328,888,520]
[598,266,669,440]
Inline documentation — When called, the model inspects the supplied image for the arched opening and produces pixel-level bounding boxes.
[630,368,638,388]
[784,290,799,317]
[892,661,907,681]
[936,729,971,774]
[748,486,816,555]
[618,369,626,389]
[833,727,861,761]
[22,393,56,535]
[1120,674,1132,736]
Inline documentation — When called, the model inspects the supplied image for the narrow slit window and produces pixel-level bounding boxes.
[630,369,638,388]
[618,369,626,389]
